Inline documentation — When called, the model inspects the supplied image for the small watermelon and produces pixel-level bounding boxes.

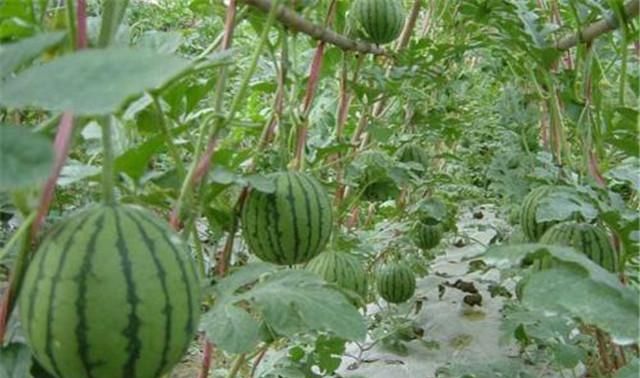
[351,0,406,44]
[241,171,333,265]
[412,222,443,251]
[19,205,201,378]
[376,263,416,304]
[306,250,368,303]
[539,221,617,272]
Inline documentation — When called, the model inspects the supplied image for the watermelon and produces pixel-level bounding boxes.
[412,222,443,251]
[376,263,415,304]
[19,205,201,378]
[396,143,429,171]
[241,171,333,265]
[539,221,618,272]
[351,0,406,44]
[520,186,559,241]
[306,250,368,302]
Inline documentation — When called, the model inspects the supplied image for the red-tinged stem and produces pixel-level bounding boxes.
[31,112,75,239]
[198,337,214,378]
[301,42,326,115]
[346,207,359,229]
[292,1,337,170]
[194,138,218,186]
[250,343,270,377]
[76,0,88,49]
[294,43,328,171]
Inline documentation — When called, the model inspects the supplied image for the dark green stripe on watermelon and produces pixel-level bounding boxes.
[113,208,143,377]
[19,205,201,378]
[241,171,333,265]
[122,208,173,377]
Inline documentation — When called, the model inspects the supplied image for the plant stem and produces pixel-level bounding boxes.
[65,0,77,50]
[0,211,36,342]
[225,354,246,378]
[250,343,270,377]
[97,0,129,48]
[0,212,36,262]
[191,222,206,277]
[151,95,185,179]
[239,0,385,55]
[99,116,116,205]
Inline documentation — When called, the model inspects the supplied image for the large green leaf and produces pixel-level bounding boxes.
[0,343,32,378]
[615,358,639,378]
[484,244,639,342]
[240,270,367,341]
[200,304,260,354]
[0,31,66,78]
[0,124,53,191]
[0,47,192,115]
[522,265,638,344]
[212,262,277,299]
[114,135,165,181]
[537,187,598,223]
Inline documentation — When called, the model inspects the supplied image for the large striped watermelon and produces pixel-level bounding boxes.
[351,0,406,44]
[241,171,333,265]
[19,205,201,378]
[520,186,559,241]
[376,263,416,304]
[412,222,443,251]
[306,250,368,303]
[539,221,617,272]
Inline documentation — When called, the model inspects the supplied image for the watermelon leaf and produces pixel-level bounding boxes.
[0,31,66,79]
[615,358,639,378]
[212,262,277,300]
[0,47,192,115]
[0,343,32,378]
[0,124,53,191]
[200,304,260,354]
[240,270,367,341]
[536,188,598,223]
[484,244,639,342]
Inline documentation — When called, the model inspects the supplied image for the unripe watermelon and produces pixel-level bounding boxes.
[351,0,406,44]
[306,250,368,302]
[241,171,333,265]
[412,222,443,251]
[539,222,617,272]
[376,263,415,304]
[19,205,201,378]
[396,143,429,170]
[520,186,559,241]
